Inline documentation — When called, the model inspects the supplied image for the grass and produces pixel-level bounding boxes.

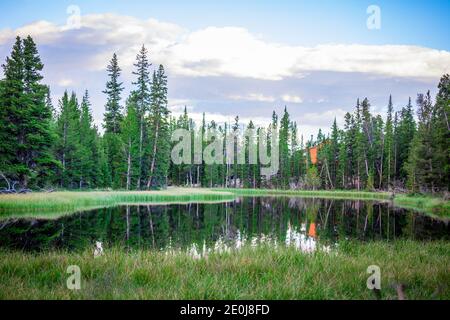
[215,188,450,218]
[0,188,235,219]
[0,240,448,300]
[393,194,450,218]
[0,187,448,219]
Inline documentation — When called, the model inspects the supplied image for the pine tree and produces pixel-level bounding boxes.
[204,120,220,187]
[0,37,25,187]
[147,65,170,189]
[328,118,339,189]
[56,91,82,188]
[279,107,291,188]
[103,53,124,134]
[79,90,101,188]
[431,74,450,191]
[0,36,57,188]
[397,98,416,181]
[231,116,240,188]
[384,95,394,188]
[132,45,151,189]
[406,92,435,192]
[121,92,140,190]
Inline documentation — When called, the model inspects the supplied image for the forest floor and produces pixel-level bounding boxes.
[0,240,449,299]
[0,187,448,219]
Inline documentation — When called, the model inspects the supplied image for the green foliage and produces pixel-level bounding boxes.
[306,166,321,190]
[103,53,124,134]
[0,36,57,188]
[0,37,447,195]
[1,240,449,299]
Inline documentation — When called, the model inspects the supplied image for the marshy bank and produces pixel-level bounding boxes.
[216,188,450,218]
[0,188,448,219]
[0,188,235,219]
[0,241,449,299]
[0,192,448,300]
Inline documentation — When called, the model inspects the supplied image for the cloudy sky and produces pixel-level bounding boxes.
[1,0,449,138]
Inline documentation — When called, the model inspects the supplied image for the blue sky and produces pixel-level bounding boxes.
[0,0,449,136]
[2,0,449,49]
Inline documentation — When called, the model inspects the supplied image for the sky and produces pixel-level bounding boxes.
[0,0,449,138]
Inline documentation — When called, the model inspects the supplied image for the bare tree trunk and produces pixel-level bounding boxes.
[126,138,132,190]
[126,205,130,241]
[147,121,159,189]
[0,172,11,190]
[137,114,144,190]
[61,123,67,187]
[147,205,155,248]
[197,165,200,186]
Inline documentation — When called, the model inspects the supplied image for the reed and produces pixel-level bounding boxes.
[0,240,448,300]
[0,188,235,218]
[0,188,448,219]
[215,188,449,218]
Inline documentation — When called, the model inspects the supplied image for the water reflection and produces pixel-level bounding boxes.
[0,197,448,252]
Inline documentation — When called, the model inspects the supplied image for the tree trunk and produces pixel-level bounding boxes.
[147,120,160,189]
[137,114,144,190]
[126,138,132,190]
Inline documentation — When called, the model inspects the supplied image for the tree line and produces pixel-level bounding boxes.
[0,36,448,193]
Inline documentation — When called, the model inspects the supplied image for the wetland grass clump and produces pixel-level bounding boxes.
[0,240,448,300]
[0,188,236,218]
[219,188,392,200]
[216,188,450,218]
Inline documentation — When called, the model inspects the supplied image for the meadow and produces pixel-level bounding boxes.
[0,240,448,300]
[0,188,448,300]
[0,188,448,219]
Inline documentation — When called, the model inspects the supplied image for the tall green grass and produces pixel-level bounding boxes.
[0,188,448,219]
[0,188,236,219]
[217,188,391,200]
[0,240,448,300]
[215,188,449,218]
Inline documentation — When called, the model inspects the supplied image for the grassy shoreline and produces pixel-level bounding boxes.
[0,240,448,299]
[215,188,450,218]
[0,188,235,219]
[0,187,448,219]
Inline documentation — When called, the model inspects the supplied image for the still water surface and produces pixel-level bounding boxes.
[0,197,448,253]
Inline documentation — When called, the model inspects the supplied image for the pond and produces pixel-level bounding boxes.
[0,197,448,253]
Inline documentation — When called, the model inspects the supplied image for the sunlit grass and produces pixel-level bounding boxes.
[0,240,448,300]
[0,188,448,219]
[216,188,450,218]
[0,188,235,219]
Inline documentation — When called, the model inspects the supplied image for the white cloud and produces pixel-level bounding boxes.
[302,108,347,127]
[57,78,74,87]
[281,94,303,104]
[229,93,275,102]
[1,14,449,80]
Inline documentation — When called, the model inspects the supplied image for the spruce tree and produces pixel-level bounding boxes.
[56,91,82,188]
[121,93,140,190]
[431,74,450,191]
[0,36,57,188]
[279,107,291,188]
[79,90,101,188]
[397,98,416,181]
[103,53,124,134]
[132,45,151,189]
[147,65,170,189]
[384,95,394,188]
[0,37,24,187]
